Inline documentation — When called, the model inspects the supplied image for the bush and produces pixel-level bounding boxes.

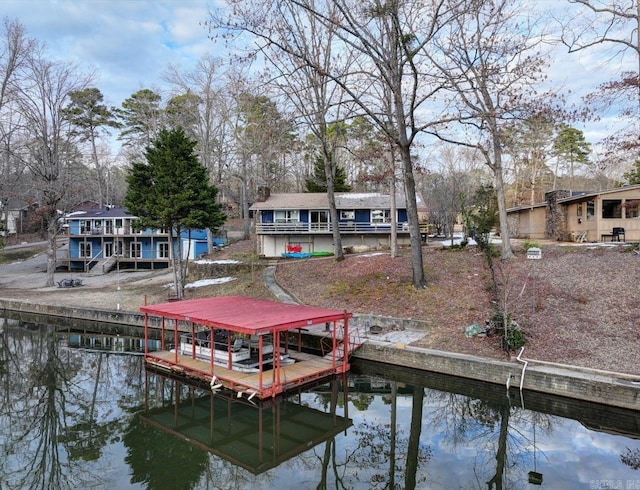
[488,312,526,351]
[502,323,525,351]
[524,240,541,250]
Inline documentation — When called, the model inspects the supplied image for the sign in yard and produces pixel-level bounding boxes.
[526,247,542,260]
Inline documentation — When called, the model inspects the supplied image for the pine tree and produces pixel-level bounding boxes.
[552,124,591,191]
[125,128,226,298]
[64,87,120,206]
[305,153,351,192]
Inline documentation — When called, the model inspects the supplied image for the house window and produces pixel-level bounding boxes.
[625,199,640,218]
[576,203,582,217]
[92,220,102,234]
[586,201,595,220]
[80,220,91,234]
[79,242,92,258]
[310,210,329,230]
[131,242,141,258]
[371,209,390,223]
[340,210,355,220]
[158,242,170,258]
[105,220,113,234]
[115,219,123,228]
[274,210,299,223]
[602,199,622,219]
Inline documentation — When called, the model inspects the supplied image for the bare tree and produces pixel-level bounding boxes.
[164,55,234,184]
[13,47,90,286]
[423,145,487,244]
[0,18,35,238]
[562,0,640,158]
[428,0,552,259]
[503,113,555,206]
[255,1,354,260]
[210,0,459,288]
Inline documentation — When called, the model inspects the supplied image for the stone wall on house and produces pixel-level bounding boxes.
[507,212,521,238]
[545,190,571,240]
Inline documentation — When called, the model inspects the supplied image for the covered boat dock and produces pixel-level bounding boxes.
[141,296,355,399]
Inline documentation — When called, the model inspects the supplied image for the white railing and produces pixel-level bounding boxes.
[255,221,409,234]
[84,249,104,272]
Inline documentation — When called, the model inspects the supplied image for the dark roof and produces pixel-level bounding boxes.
[64,206,135,220]
[140,296,352,335]
[249,192,425,211]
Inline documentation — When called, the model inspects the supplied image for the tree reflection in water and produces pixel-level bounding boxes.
[1,319,640,489]
[0,319,143,489]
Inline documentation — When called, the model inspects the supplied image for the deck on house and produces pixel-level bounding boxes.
[141,296,355,399]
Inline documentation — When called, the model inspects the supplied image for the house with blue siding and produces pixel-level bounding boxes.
[250,192,423,258]
[60,206,222,273]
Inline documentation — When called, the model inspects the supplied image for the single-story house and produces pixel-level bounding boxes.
[0,199,39,236]
[507,185,640,242]
[60,206,225,272]
[249,192,424,258]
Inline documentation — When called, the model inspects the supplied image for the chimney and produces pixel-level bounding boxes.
[257,186,271,202]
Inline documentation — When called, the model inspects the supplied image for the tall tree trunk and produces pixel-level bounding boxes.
[45,214,57,287]
[169,229,186,299]
[493,139,514,259]
[323,147,344,261]
[389,146,398,258]
[399,144,426,288]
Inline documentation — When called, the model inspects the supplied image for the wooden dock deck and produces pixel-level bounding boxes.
[146,349,345,399]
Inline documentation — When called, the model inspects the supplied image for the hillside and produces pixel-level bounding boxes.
[1,236,639,375]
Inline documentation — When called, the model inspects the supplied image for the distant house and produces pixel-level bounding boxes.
[60,206,224,273]
[0,199,40,236]
[507,185,640,242]
[249,192,424,258]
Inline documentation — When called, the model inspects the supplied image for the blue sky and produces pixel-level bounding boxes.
[3,0,218,107]
[2,0,632,152]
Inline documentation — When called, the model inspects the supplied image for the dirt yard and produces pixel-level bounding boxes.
[1,238,639,375]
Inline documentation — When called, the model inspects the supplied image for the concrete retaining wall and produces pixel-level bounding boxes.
[2,297,639,410]
[0,298,148,327]
[356,341,640,411]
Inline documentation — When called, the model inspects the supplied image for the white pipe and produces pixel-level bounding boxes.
[516,347,528,392]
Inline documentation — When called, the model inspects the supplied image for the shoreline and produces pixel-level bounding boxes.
[2,297,639,411]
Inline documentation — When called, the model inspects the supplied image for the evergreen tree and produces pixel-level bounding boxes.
[623,160,640,185]
[552,124,591,191]
[63,87,120,206]
[124,128,226,299]
[305,153,351,193]
[118,88,163,153]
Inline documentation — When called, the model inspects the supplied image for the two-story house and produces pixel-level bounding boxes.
[60,206,222,273]
[250,192,423,258]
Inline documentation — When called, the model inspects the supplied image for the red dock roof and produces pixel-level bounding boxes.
[140,296,352,335]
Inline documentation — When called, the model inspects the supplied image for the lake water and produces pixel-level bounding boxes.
[1,315,640,489]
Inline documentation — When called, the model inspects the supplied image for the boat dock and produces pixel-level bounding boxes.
[141,296,357,399]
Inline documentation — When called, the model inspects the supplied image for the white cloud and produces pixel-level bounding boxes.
[4,0,218,106]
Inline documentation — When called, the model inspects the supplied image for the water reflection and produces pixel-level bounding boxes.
[0,315,145,489]
[1,314,640,489]
[138,371,352,476]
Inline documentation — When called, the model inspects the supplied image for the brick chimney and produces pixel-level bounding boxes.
[256,186,270,202]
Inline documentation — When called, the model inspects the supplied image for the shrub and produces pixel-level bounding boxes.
[524,240,541,250]
[488,311,526,351]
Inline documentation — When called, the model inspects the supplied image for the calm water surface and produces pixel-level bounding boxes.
[1,315,639,489]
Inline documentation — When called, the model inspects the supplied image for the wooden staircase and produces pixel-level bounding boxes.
[88,256,117,275]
